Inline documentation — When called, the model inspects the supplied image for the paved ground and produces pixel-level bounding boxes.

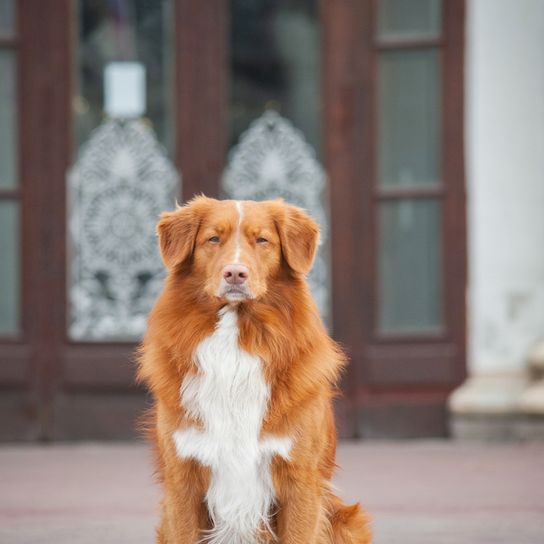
[0,441,542,544]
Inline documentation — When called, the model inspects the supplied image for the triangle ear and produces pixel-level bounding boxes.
[156,196,212,269]
[274,202,320,275]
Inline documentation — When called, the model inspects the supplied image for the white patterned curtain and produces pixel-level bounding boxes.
[68,119,178,341]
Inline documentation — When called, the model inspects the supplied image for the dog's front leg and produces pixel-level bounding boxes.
[274,468,326,544]
[158,458,210,544]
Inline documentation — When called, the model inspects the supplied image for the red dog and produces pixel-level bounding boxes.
[138,197,371,543]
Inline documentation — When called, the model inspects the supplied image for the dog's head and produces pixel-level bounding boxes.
[157,196,320,303]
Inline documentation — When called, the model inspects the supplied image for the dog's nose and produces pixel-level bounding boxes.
[223,264,249,285]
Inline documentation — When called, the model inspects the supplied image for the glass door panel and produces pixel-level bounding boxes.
[377,0,442,38]
[226,0,330,320]
[69,0,177,341]
[378,48,441,187]
[375,0,444,336]
[74,0,174,152]
[229,0,321,153]
[0,0,19,336]
[0,0,15,34]
[0,49,17,188]
[0,201,19,334]
[378,199,442,332]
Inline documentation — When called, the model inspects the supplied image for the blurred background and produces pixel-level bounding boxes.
[0,0,543,444]
[1,1,544,542]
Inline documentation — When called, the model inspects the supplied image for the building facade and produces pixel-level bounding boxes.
[449,0,544,439]
[0,0,542,440]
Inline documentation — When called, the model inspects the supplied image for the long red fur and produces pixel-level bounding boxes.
[137,197,372,543]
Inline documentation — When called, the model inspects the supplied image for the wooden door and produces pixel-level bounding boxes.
[181,0,466,437]
[0,0,72,440]
[0,0,465,441]
[327,0,466,437]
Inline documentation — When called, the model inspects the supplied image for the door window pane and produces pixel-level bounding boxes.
[0,50,17,188]
[378,48,440,187]
[74,0,174,153]
[0,201,19,334]
[69,0,176,341]
[0,0,15,34]
[230,0,321,154]
[378,199,442,332]
[227,0,330,322]
[377,0,442,39]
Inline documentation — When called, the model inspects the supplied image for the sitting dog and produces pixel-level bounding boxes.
[138,196,372,543]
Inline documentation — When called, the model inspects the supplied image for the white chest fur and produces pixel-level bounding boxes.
[173,307,292,544]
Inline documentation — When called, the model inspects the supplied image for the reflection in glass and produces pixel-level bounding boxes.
[0,201,19,334]
[378,199,442,332]
[377,0,442,39]
[0,50,17,188]
[230,0,320,154]
[0,0,15,34]
[378,49,440,187]
[74,0,173,154]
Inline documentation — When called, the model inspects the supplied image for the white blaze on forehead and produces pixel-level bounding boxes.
[233,200,244,263]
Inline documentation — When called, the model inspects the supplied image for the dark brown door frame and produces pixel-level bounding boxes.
[0,0,32,440]
[176,0,226,201]
[326,0,466,437]
[0,0,73,440]
[23,0,73,440]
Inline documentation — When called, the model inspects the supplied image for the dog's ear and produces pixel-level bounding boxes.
[157,196,210,269]
[273,202,320,275]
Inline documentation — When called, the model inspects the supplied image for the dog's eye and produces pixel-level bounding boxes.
[208,236,220,244]
[256,237,268,244]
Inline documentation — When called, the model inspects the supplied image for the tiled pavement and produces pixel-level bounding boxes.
[0,441,542,543]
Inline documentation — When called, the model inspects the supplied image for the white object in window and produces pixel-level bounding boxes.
[104,62,146,119]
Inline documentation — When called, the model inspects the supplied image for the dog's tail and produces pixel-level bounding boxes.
[328,494,372,544]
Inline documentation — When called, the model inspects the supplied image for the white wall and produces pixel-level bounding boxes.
[466,0,544,376]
